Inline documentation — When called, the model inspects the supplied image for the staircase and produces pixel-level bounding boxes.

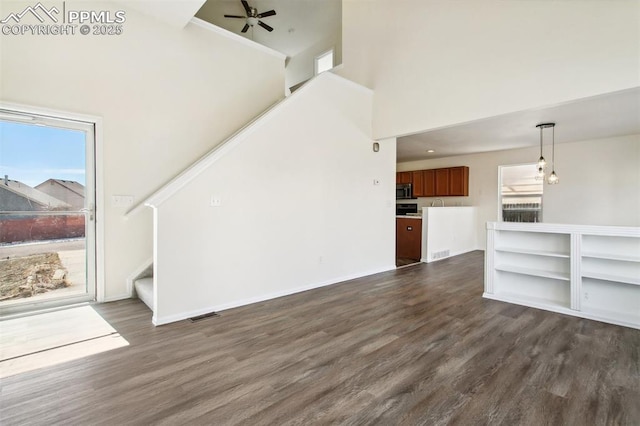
[126,72,381,326]
[134,277,153,311]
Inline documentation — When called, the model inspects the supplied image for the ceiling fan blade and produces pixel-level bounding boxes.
[258,20,273,32]
[241,0,252,15]
[257,10,276,18]
[224,14,245,18]
[241,23,250,33]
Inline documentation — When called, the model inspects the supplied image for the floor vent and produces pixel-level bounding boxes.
[432,250,450,260]
[188,312,219,323]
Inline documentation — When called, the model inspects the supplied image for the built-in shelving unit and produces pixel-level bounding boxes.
[485,222,640,329]
[579,234,640,326]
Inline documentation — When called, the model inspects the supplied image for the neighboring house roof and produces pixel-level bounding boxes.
[36,179,85,198]
[1,179,71,210]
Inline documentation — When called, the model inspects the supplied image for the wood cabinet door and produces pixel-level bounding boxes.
[411,171,424,197]
[396,172,412,184]
[423,170,436,197]
[396,218,422,260]
[449,166,469,196]
[435,168,450,196]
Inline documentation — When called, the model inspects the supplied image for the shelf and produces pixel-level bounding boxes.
[496,247,570,258]
[582,252,640,263]
[487,222,640,329]
[495,264,570,281]
[582,271,640,286]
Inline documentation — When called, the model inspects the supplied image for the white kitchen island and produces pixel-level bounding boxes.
[420,206,477,263]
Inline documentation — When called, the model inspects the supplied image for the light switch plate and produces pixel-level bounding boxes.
[112,195,134,207]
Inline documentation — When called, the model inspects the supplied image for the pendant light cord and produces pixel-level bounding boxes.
[539,126,543,158]
[551,125,555,169]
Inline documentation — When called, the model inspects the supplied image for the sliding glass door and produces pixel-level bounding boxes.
[0,109,96,316]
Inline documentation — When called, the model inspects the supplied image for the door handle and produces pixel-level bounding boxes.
[80,205,95,221]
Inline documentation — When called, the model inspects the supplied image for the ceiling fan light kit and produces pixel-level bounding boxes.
[224,0,276,33]
[534,122,559,185]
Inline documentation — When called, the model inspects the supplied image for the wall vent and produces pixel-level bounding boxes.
[432,250,450,260]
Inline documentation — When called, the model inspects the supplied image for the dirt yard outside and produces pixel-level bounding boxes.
[0,239,86,305]
[0,253,70,300]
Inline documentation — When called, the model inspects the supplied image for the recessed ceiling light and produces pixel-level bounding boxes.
[427,149,435,153]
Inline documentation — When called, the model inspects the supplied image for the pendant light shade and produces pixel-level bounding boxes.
[534,123,558,185]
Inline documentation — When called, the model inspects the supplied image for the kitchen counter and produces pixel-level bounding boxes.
[396,215,422,219]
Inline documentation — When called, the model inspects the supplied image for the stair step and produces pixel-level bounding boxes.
[134,277,153,311]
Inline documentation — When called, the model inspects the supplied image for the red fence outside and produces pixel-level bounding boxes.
[0,215,85,244]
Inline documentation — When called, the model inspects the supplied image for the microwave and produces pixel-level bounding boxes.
[396,183,413,199]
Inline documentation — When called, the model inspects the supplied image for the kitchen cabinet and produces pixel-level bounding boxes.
[485,222,640,329]
[396,218,422,260]
[449,166,469,196]
[435,169,450,196]
[397,166,469,197]
[396,172,412,184]
[411,171,425,197]
[423,170,436,197]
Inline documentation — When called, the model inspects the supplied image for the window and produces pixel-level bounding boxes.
[315,49,334,75]
[498,163,543,223]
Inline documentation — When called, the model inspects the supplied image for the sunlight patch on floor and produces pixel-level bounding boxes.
[0,305,129,378]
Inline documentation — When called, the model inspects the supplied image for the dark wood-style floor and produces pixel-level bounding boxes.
[1,251,639,425]
[396,257,421,267]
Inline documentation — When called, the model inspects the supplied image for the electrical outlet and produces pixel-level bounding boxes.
[584,292,589,300]
[373,179,380,185]
[210,196,222,207]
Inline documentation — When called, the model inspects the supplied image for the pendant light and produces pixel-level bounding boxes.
[534,123,558,185]
[547,123,559,184]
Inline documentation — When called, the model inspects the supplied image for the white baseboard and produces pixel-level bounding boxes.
[483,292,639,330]
[101,293,132,303]
[152,265,396,326]
[422,247,477,264]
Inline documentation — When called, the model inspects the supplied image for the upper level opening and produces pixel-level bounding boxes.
[315,49,334,75]
[195,0,342,91]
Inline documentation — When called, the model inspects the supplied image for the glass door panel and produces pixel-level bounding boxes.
[0,110,95,316]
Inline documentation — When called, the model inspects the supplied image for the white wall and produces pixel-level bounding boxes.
[398,134,640,248]
[339,0,640,139]
[422,207,477,263]
[152,73,396,324]
[120,0,207,28]
[0,1,285,300]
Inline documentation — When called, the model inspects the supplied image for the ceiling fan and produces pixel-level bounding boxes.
[224,0,276,33]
